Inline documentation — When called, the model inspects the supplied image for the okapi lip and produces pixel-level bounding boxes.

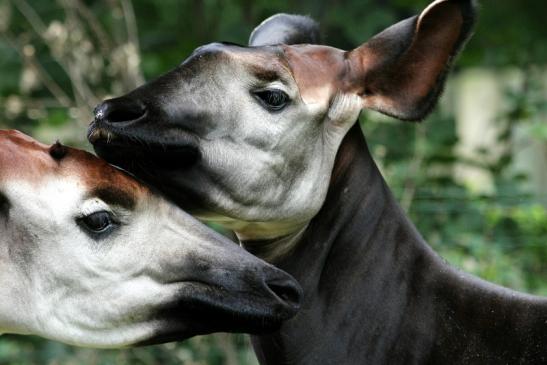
[137,294,289,346]
[89,126,201,170]
[135,278,297,346]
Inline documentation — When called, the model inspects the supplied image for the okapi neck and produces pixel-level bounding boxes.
[251,124,442,364]
[251,124,547,365]
[272,123,435,291]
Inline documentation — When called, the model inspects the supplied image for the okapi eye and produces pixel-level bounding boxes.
[0,191,10,216]
[78,211,116,236]
[254,90,289,111]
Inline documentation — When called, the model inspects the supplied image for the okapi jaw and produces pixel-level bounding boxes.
[89,0,476,246]
[0,130,302,347]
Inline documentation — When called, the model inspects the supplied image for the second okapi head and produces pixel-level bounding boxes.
[89,0,477,241]
[0,130,301,347]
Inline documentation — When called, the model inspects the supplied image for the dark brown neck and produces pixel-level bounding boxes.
[250,124,547,365]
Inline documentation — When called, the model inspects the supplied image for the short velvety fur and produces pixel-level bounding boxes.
[249,124,547,364]
[0,130,302,348]
[0,130,146,199]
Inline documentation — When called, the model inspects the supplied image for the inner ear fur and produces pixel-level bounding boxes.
[346,0,478,121]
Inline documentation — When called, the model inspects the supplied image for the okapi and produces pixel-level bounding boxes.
[0,130,301,348]
[89,0,547,363]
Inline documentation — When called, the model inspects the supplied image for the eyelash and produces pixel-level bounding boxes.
[77,211,120,239]
[253,89,290,111]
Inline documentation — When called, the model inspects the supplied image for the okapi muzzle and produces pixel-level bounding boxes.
[90,86,200,170]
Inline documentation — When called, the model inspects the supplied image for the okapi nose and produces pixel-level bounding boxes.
[263,267,302,312]
[94,98,147,125]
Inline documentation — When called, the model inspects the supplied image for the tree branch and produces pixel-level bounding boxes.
[1,32,73,108]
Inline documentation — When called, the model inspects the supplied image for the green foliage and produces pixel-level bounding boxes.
[0,0,546,364]
[362,66,547,297]
[0,334,257,365]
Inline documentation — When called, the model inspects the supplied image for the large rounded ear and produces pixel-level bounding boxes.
[346,0,478,121]
[249,14,320,46]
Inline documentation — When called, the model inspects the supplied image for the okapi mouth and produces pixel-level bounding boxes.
[136,279,300,346]
[87,121,201,170]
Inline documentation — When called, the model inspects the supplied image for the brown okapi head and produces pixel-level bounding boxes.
[88,0,477,241]
[0,130,301,347]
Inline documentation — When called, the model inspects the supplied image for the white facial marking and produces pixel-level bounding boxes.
[193,70,362,246]
[79,198,113,217]
[0,176,200,347]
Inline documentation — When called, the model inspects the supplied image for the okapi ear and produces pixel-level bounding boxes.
[249,14,320,46]
[346,0,477,121]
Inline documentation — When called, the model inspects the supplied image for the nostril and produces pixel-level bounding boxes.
[267,281,302,306]
[94,98,147,124]
[107,108,146,123]
[264,270,303,311]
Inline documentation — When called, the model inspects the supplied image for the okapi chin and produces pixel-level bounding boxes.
[89,0,547,363]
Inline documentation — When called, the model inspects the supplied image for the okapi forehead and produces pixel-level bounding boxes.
[0,130,147,200]
[187,43,291,82]
[182,43,349,107]
[282,45,348,105]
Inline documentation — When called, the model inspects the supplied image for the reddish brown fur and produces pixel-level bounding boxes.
[0,130,147,200]
[279,1,466,120]
[282,45,348,104]
[348,1,465,119]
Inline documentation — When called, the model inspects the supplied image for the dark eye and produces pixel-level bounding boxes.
[78,211,116,236]
[0,191,10,216]
[254,89,289,111]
